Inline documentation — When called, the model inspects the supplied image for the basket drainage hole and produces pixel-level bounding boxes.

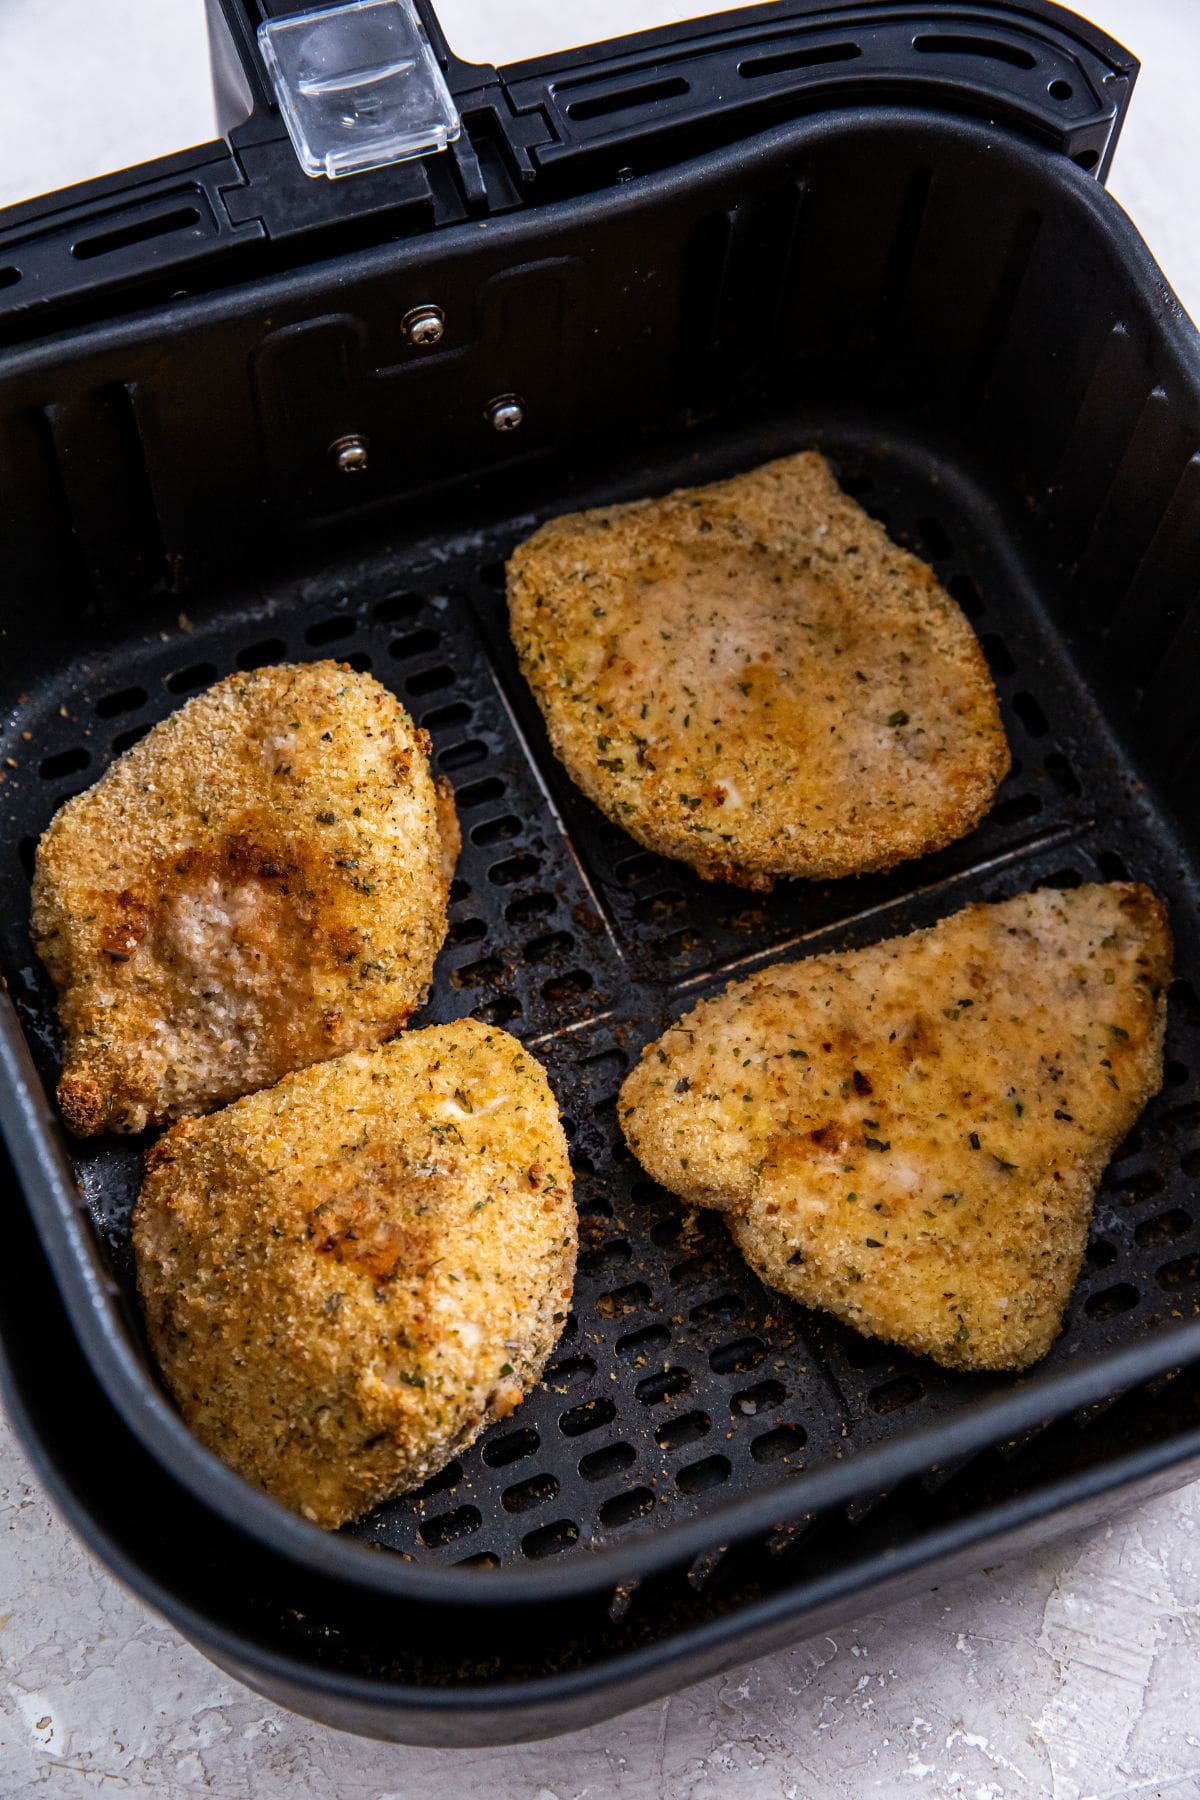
[1118,1166,1165,1202]
[670,1252,722,1287]
[417,1458,463,1499]
[599,1488,655,1528]
[676,1454,730,1495]
[447,916,487,947]
[451,954,505,989]
[724,903,768,934]
[488,851,541,887]
[1012,691,1049,738]
[522,1519,579,1558]
[947,573,983,617]
[481,1426,539,1468]
[658,928,703,963]
[740,40,861,78]
[418,1504,481,1548]
[579,1441,636,1481]
[95,684,148,719]
[751,1423,807,1463]
[506,890,555,925]
[405,662,453,697]
[616,1323,670,1363]
[981,633,1016,677]
[422,700,472,731]
[690,1292,742,1327]
[1157,1254,1200,1290]
[472,995,521,1027]
[581,1237,632,1272]
[913,32,1036,70]
[112,723,152,754]
[374,592,423,624]
[1097,851,1130,881]
[1164,1101,1200,1136]
[709,1335,766,1375]
[165,661,217,696]
[1165,1059,1189,1087]
[1049,77,1073,100]
[1074,148,1100,171]
[635,1367,691,1406]
[1135,1208,1192,1249]
[1084,1281,1139,1318]
[548,1351,598,1389]
[635,889,686,924]
[39,746,90,781]
[869,1375,924,1414]
[1041,866,1083,891]
[502,1473,560,1513]
[18,837,37,881]
[917,515,953,559]
[597,1280,652,1320]
[439,739,488,773]
[992,791,1042,827]
[522,929,575,966]
[236,638,287,671]
[456,1551,500,1569]
[1085,1236,1118,1270]
[543,969,593,1005]
[456,776,506,813]
[615,850,663,887]
[472,815,522,848]
[656,1410,711,1451]
[1044,752,1081,797]
[391,628,442,664]
[732,1379,786,1418]
[305,616,355,646]
[1173,978,1200,1027]
[560,1397,616,1437]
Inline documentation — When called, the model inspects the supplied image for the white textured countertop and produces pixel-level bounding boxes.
[3,2,1200,1793]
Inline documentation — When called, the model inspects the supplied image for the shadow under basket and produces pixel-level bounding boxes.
[3,0,1200,1747]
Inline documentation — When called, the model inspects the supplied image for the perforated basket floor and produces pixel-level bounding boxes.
[4,415,1200,1572]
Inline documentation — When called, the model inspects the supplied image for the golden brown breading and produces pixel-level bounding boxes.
[33,662,458,1135]
[619,884,1170,1371]
[507,452,1010,890]
[133,1020,576,1528]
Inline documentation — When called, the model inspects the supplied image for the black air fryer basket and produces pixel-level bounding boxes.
[3,0,1200,1747]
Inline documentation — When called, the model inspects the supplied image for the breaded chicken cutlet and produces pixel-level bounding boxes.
[33,661,459,1135]
[507,452,1010,891]
[620,884,1170,1371]
[134,1020,575,1529]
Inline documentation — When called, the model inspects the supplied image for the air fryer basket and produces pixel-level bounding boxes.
[3,0,1200,1741]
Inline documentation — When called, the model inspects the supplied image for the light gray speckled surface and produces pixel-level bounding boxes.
[2,3,1199,1793]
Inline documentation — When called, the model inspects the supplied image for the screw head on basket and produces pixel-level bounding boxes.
[329,433,369,474]
[486,395,526,432]
[403,304,446,347]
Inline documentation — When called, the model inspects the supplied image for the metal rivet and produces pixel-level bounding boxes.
[402,303,445,347]
[486,394,525,432]
[330,433,369,474]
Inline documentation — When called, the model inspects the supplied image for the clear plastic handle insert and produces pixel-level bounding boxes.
[257,0,461,179]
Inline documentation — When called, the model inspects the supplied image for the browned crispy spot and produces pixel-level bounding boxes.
[434,776,461,888]
[226,836,294,882]
[58,1075,107,1136]
[308,1176,437,1286]
[99,888,151,961]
